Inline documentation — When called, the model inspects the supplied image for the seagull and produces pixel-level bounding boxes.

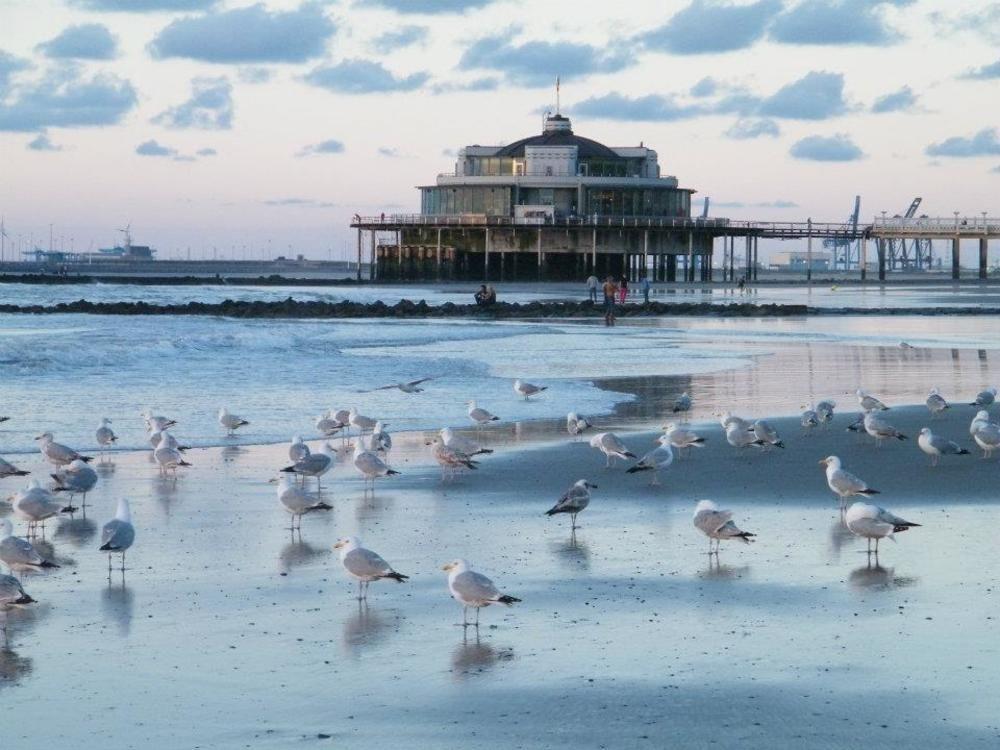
[970,409,994,437]
[99,498,135,576]
[863,412,907,447]
[917,427,970,466]
[281,442,338,491]
[289,436,310,464]
[923,388,949,417]
[970,387,997,408]
[844,502,920,555]
[51,459,99,512]
[725,422,765,451]
[35,432,92,467]
[141,410,177,432]
[752,420,785,449]
[11,480,64,536]
[371,421,392,457]
[352,440,399,489]
[801,409,820,434]
[819,456,879,506]
[626,443,674,485]
[368,377,433,394]
[154,439,191,478]
[218,407,249,436]
[513,378,546,401]
[333,536,408,600]
[671,392,692,414]
[566,412,593,437]
[276,475,331,531]
[719,412,750,430]
[430,437,478,482]
[467,400,499,427]
[315,411,343,437]
[845,413,866,434]
[348,407,377,435]
[589,432,636,468]
[95,418,117,453]
[660,423,706,456]
[440,427,492,456]
[0,574,34,647]
[898,341,915,350]
[972,421,1000,458]
[0,416,9,424]
[149,429,189,452]
[544,479,596,530]
[816,400,836,425]
[0,519,59,577]
[857,389,889,412]
[0,456,29,480]
[442,559,520,628]
[692,500,755,555]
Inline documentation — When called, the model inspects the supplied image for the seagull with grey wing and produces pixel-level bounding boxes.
[11,480,64,537]
[970,386,997,408]
[972,418,1000,458]
[95,418,117,455]
[442,559,520,628]
[692,500,755,555]
[333,536,408,600]
[281,442,338,491]
[816,399,836,426]
[99,498,135,577]
[589,432,635,468]
[276,475,332,532]
[925,388,949,417]
[513,378,546,401]
[627,443,674,486]
[366,377,433,394]
[917,427,970,466]
[0,519,59,577]
[545,479,596,530]
[818,456,879,506]
[218,407,249,436]
[856,389,889,412]
[35,432,93,467]
[752,419,785,449]
[863,411,907,447]
[51,459,98,513]
[0,573,34,647]
[0,456,29,480]
[845,501,920,556]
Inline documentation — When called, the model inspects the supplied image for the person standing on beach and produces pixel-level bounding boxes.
[586,273,599,303]
[639,274,651,304]
[618,275,629,304]
[602,276,618,326]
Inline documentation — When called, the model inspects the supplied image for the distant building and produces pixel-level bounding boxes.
[770,250,833,271]
[97,244,156,260]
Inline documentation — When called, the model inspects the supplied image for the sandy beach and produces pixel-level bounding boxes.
[3,366,1000,748]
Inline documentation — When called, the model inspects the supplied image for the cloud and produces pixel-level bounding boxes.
[933,5,1000,44]
[714,199,799,208]
[362,0,494,13]
[790,133,864,161]
[759,71,847,119]
[770,0,912,46]
[152,77,233,129]
[297,138,345,157]
[135,139,176,156]
[36,24,118,60]
[640,0,782,54]
[263,197,336,207]
[0,66,137,132]
[238,66,272,84]
[373,25,428,47]
[870,85,916,113]
[992,165,1000,174]
[960,59,1000,80]
[459,31,633,86]
[305,59,428,93]
[377,147,402,157]
[432,76,499,93]
[925,128,1000,158]
[149,3,334,63]
[725,118,780,139]
[689,77,718,97]
[0,50,31,94]
[71,0,217,10]
[196,147,216,156]
[27,132,62,151]
[573,92,700,122]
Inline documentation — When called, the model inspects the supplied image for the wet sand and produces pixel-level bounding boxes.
[3,351,1000,747]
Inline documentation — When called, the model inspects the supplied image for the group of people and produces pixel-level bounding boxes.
[587,273,653,326]
[474,284,497,306]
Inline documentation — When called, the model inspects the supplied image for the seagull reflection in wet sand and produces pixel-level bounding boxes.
[279,540,329,574]
[101,583,135,637]
[341,602,401,655]
[849,561,918,590]
[451,631,514,682]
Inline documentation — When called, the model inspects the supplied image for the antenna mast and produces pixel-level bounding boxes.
[556,76,561,115]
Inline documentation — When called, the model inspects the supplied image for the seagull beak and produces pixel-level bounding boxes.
[589,483,598,488]
[817,459,826,466]
[333,541,344,549]
[33,435,43,440]
[441,563,452,571]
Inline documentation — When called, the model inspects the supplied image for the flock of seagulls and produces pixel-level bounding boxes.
[1,375,996,644]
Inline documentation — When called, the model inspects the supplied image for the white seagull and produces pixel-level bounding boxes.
[970,409,994,437]
[289,436,311,464]
[692,500,756,555]
[35,432,93,467]
[972,419,1000,458]
[857,389,889,412]
[430,437,478,482]
[844,502,920,555]
[218,407,249,436]
[752,420,785,449]
[0,456,29,480]
[352,440,399,489]
[725,422,765,451]
[626,443,674,485]
[925,388,949,417]
[0,519,59,576]
[0,574,34,647]
[368,377,433,394]
[671,392,692,414]
[566,412,593,437]
[51,459,99,512]
[818,456,879,505]
[333,536,408,599]
[315,411,344,437]
[281,442,338,491]
[513,378,547,400]
[467,400,500,427]
[917,427,970,466]
[276,475,332,531]
[442,559,520,628]
[348,407,377,435]
[441,427,492,456]
[141,410,177,432]
[970,387,997,408]
[153,439,191,478]
[660,422,706,455]
[863,412,907,447]
[545,479,596,530]
[589,432,636,468]
[95,418,117,452]
[11,480,63,536]
[99,498,135,576]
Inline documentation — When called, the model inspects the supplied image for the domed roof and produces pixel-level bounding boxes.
[496,115,620,160]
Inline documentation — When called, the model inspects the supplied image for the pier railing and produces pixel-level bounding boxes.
[872,216,1000,237]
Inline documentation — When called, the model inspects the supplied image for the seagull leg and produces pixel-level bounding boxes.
[462,606,468,628]
[475,607,481,628]
[570,512,577,531]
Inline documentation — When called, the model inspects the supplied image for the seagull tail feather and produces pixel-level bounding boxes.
[384,571,409,582]
[496,595,520,605]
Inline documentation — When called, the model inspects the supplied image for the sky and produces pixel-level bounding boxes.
[1,0,998,261]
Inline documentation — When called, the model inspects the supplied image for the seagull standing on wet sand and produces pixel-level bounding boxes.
[99,498,135,576]
[442,559,520,628]
[589,432,636,468]
[513,378,546,400]
[566,412,593,438]
[972,419,1000,458]
[725,422,765,452]
[141,410,177,433]
[348,408,377,436]
[0,456,29,480]
[545,479,596,530]
[970,387,997,408]
[441,427,492,456]
[281,442,338,491]
[430,437,478,482]
[333,536,408,600]
[844,502,920,555]
[276,475,332,531]
[218,407,249,436]
[863,412,908,447]
[819,456,879,506]
[626,443,674,486]
[857,389,889,412]
[661,422,706,455]
[917,427,970,466]
[352,440,399,490]
[315,411,343,438]
[692,500,756,555]
[289,436,310,464]
[0,519,59,577]
[752,420,785,449]
[467,400,500,429]
[51,459,99,512]
[0,574,35,647]
[154,439,191,478]
[925,388,949,417]
[96,418,117,454]
[970,409,994,437]
[35,432,93,467]
[672,392,692,415]
[11,480,64,536]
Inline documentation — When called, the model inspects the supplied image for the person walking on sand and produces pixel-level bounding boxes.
[485,285,497,305]
[586,273,599,303]
[737,275,746,295]
[602,276,618,326]
[639,274,651,304]
[618,275,629,304]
